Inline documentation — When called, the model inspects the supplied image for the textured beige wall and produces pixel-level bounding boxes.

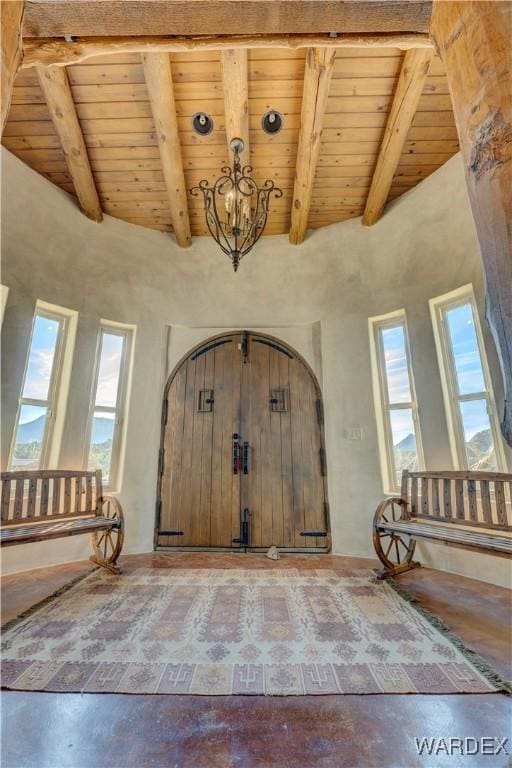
[1,148,510,586]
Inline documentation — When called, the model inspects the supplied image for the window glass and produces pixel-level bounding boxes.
[22,315,60,400]
[459,399,498,471]
[95,333,124,407]
[371,314,423,493]
[381,324,412,404]
[431,288,505,472]
[11,404,48,470]
[389,408,419,487]
[88,411,116,482]
[86,326,131,489]
[445,303,486,395]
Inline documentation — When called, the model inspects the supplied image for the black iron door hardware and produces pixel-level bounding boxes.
[270,389,288,412]
[233,508,250,549]
[198,389,214,412]
[243,442,250,474]
[241,331,249,364]
[233,433,242,475]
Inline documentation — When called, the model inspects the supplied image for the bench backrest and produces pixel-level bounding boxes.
[401,470,512,531]
[0,470,103,526]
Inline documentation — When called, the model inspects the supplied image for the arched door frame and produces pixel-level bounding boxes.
[154,330,331,551]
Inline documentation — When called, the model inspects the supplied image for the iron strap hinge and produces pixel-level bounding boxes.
[158,448,165,475]
[241,331,249,364]
[319,447,326,476]
[315,398,323,426]
[323,501,330,527]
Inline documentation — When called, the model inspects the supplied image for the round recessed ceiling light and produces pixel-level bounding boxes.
[192,112,214,136]
[262,110,283,134]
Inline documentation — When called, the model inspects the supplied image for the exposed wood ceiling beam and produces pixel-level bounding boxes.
[1,1,24,135]
[362,48,433,225]
[141,53,191,248]
[220,49,249,159]
[290,48,336,245]
[36,66,102,222]
[431,0,512,446]
[21,33,433,70]
[23,1,433,38]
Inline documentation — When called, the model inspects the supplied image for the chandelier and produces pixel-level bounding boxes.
[190,138,283,272]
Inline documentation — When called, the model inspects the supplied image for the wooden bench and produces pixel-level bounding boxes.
[373,470,512,579]
[1,470,125,574]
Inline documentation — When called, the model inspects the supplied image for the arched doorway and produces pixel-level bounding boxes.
[155,331,330,552]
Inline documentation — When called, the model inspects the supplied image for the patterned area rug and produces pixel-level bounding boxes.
[1,567,502,695]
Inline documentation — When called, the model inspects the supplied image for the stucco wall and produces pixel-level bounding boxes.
[1,148,510,586]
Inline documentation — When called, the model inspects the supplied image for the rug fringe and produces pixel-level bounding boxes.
[383,575,512,695]
[1,567,99,634]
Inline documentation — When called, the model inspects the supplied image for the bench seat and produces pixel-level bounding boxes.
[377,518,512,555]
[0,515,119,546]
[1,470,125,573]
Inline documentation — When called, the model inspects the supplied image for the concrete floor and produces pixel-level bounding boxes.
[1,552,511,768]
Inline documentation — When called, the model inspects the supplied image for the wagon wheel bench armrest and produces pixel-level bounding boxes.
[0,470,125,575]
[373,496,419,579]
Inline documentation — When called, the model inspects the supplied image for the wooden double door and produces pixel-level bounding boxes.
[155,332,329,551]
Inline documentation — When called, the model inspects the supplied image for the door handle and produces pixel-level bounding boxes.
[243,442,249,474]
[232,433,241,475]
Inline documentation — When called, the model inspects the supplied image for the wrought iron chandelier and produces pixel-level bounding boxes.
[190,138,282,272]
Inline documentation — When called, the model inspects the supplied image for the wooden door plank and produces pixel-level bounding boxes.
[269,348,284,547]
[301,372,327,547]
[289,358,306,547]
[278,353,294,547]
[231,339,242,547]
[188,353,206,546]
[160,365,177,546]
[255,341,273,547]
[199,347,215,545]
[175,357,196,546]
[210,343,227,546]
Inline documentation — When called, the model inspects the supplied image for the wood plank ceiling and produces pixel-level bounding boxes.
[2,42,458,241]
